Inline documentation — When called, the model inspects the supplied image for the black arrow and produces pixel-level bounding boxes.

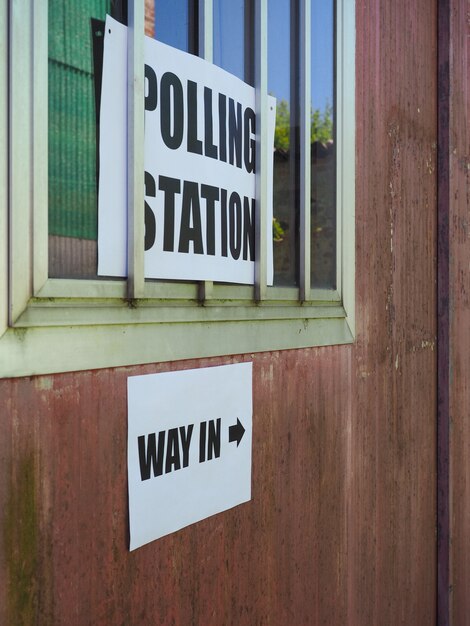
[228,418,245,447]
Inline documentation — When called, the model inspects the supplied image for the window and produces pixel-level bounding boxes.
[2,0,355,377]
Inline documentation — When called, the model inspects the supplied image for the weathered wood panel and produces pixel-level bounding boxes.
[449,0,470,622]
[0,0,439,624]
[351,1,437,622]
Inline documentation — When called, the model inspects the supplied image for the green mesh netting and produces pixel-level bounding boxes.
[48,1,110,239]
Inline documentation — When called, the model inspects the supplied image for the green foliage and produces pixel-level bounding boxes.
[272,217,286,242]
[274,100,291,152]
[311,103,333,143]
[273,100,333,151]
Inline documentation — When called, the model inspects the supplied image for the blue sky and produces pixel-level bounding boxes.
[154,0,334,113]
[268,0,334,111]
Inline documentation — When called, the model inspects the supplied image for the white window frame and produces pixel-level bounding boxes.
[1,0,355,377]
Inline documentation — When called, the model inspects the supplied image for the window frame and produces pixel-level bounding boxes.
[2,0,355,377]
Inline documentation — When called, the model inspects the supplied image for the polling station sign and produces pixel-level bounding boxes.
[127,363,252,549]
[98,16,275,284]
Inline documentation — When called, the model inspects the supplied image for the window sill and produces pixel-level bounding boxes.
[1,298,354,377]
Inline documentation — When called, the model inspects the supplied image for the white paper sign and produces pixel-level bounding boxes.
[98,16,275,284]
[127,363,252,550]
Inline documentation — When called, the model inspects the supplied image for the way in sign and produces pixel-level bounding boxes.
[138,418,245,481]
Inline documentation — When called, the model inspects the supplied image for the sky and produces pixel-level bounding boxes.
[154,0,334,113]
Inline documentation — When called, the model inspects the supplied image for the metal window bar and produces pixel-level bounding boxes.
[299,0,311,301]
[188,0,200,55]
[0,0,7,334]
[127,0,145,299]
[337,0,355,330]
[200,0,213,64]
[290,0,300,292]
[254,0,268,301]
[33,0,49,296]
[199,0,214,301]
[244,0,255,87]
[335,0,342,298]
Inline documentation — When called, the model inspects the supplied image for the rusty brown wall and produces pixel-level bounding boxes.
[352,0,437,622]
[0,1,439,624]
[449,0,470,623]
